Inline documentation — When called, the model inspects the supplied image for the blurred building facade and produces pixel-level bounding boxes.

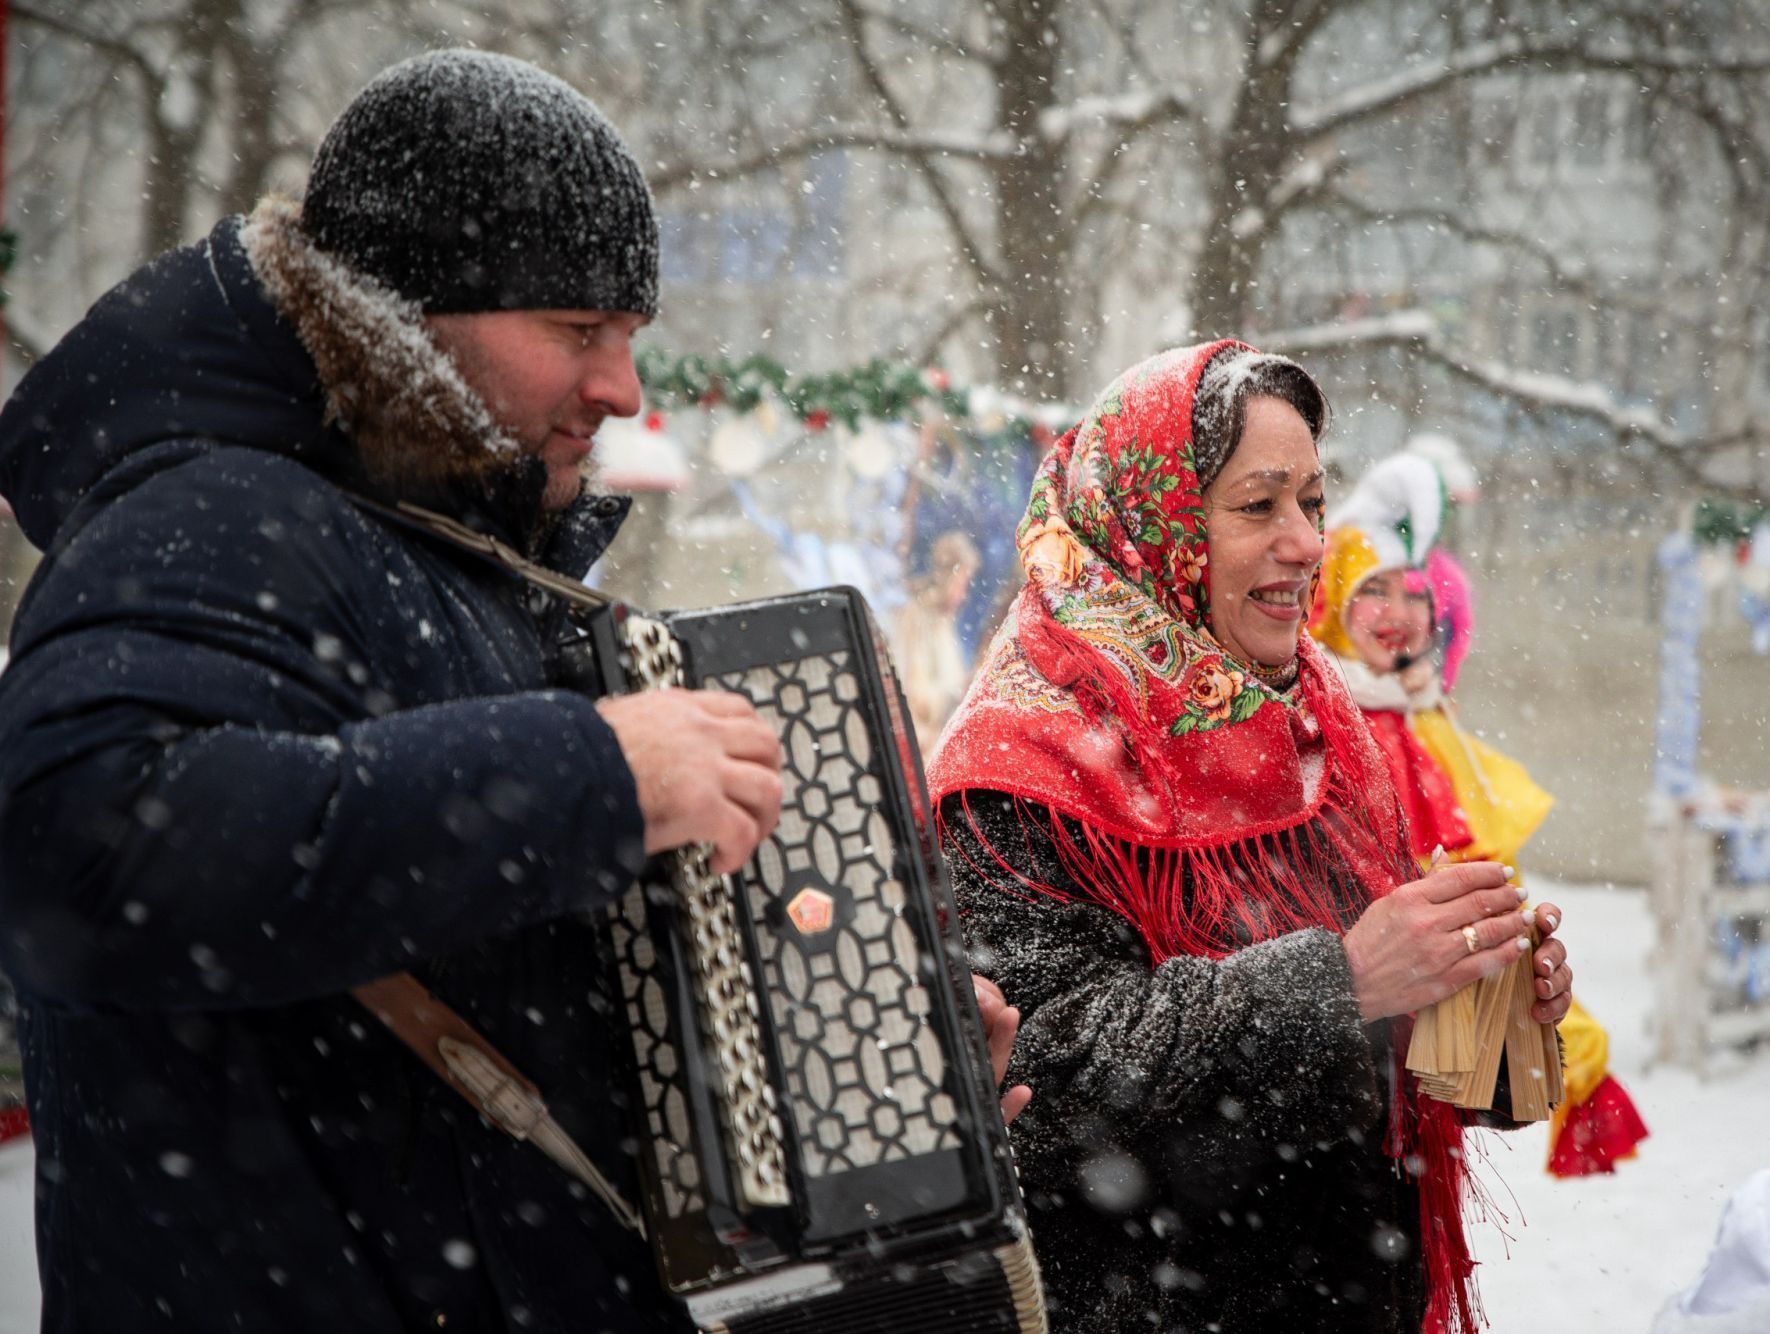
[3,2,1766,882]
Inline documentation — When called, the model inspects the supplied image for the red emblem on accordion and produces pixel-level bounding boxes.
[786,888,835,936]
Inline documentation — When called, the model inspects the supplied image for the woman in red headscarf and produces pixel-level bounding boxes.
[929,343,1574,1333]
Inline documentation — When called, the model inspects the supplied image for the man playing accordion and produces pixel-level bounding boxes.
[0,50,1023,1334]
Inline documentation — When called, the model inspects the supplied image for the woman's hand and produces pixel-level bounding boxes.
[1342,860,1537,1022]
[1527,899,1573,1025]
[973,974,1033,1124]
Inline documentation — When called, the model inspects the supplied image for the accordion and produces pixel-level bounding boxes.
[563,587,1045,1334]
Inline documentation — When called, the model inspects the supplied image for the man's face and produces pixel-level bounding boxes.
[426,308,648,511]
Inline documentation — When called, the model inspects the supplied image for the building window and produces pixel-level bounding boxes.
[1488,73,1647,181]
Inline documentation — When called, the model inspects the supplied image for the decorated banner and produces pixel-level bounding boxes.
[633,347,1071,662]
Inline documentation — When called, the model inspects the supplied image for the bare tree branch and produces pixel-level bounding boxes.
[1259,0,1337,68]
[1038,87,1195,145]
[1066,86,1206,223]
[1653,81,1770,209]
[851,3,996,64]
[833,0,1004,291]
[1292,37,1770,144]
[1263,311,1769,501]
[650,126,1017,194]
[1315,187,1671,320]
[910,296,988,367]
[1230,149,1349,244]
[14,3,162,88]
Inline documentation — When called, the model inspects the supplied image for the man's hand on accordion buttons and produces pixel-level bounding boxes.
[597,687,785,876]
[973,975,1032,1126]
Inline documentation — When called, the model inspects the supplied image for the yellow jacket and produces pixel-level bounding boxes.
[1410,706,1554,867]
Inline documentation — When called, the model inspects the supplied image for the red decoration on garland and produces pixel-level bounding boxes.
[644,411,665,432]
[926,367,951,392]
[805,409,831,432]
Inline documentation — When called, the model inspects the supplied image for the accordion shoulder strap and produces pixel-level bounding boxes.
[344,490,614,615]
[352,973,645,1236]
[338,495,644,1232]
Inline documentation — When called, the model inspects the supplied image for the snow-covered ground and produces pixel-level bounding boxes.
[0,1133,31,1333]
[1466,881,1770,1330]
[0,879,1764,1330]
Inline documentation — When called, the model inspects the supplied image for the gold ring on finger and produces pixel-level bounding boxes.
[1462,924,1479,955]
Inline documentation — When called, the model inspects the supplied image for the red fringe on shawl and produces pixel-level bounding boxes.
[1401,1077,1485,1334]
[942,760,1392,963]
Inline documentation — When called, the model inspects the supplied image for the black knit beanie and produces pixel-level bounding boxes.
[303,49,659,317]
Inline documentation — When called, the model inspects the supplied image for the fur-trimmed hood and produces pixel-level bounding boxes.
[0,198,596,559]
[241,194,543,517]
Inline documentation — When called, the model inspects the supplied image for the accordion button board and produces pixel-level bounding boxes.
[598,587,1046,1333]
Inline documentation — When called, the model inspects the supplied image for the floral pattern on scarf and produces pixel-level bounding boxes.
[1005,342,1304,743]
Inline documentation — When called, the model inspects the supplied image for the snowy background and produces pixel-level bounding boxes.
[2,878,1766,1330]
[3,2,1769,1328]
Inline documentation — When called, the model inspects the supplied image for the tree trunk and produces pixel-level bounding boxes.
[139,0,232,258]
[1190,0,1306,339]
[984,0,1075,395]
[221,28,283,214]
[142,116,207,259]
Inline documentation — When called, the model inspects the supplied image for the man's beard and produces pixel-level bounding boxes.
[541,447,604,513]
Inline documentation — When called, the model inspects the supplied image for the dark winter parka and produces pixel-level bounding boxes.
[0,201,689,1333]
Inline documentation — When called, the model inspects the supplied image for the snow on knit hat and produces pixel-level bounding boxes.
[303,49,658,317]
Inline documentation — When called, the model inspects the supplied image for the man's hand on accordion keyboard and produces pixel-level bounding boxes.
[973,975,1033,1125]
[597,687,785,876]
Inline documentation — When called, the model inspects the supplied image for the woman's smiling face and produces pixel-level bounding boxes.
[1201,396,1326,668]
[1344,569,1435,672]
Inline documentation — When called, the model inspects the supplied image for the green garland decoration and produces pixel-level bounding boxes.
[1693,498,1768,548]
[636,347,972,430]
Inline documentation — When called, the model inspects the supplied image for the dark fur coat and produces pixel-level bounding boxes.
[945,792,1429,1333]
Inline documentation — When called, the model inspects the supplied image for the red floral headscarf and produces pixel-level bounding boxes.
[931,341,1402,862]
[929,341,1480,1333]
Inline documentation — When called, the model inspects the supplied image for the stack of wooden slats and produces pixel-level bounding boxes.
[1405,923,1564,1119]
